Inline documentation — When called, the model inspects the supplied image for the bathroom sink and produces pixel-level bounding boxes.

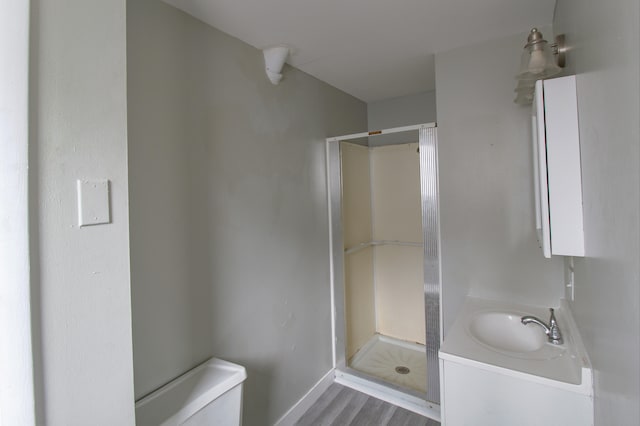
[441,297,587,387]
[467,311,548,355]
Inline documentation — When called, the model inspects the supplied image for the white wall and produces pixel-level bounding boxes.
[554,1,640,424]
[127,1,367,424]
[435,30,564,335]
[0,1,35,424]
[367,91,437,146]
[30,0,135,424]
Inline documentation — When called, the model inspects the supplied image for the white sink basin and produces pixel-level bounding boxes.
[468,311,546,353]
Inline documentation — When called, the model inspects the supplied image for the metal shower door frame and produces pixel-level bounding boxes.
[326,123,442,405]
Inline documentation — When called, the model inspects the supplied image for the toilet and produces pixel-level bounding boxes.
[135,357,247,426]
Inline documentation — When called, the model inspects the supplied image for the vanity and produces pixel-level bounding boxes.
[439,297,593,425]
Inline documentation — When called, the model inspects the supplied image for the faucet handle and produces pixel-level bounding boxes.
[548,308,563,344]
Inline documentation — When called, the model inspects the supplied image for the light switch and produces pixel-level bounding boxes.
[77,179,110,227]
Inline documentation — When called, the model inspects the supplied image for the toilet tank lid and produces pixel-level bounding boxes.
[135,357,247,426]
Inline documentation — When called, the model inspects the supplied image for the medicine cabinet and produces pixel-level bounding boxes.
[532,75,584,258]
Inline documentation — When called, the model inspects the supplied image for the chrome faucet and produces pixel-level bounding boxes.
[521,308,563,345]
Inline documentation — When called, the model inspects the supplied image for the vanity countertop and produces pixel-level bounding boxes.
[439,297,592,396]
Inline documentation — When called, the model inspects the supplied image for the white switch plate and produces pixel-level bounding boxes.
[77,179,110,227]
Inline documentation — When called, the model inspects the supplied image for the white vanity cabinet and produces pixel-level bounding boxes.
[532,75,584,258]
[440,359,593,426]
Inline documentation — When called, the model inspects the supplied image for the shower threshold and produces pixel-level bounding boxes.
[334,367,440,422]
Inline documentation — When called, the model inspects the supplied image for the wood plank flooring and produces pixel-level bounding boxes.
[295,384,440,426]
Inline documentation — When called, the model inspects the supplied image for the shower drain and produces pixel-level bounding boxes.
[395,366,410,375]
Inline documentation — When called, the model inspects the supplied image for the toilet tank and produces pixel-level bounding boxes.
[135,358,247,426]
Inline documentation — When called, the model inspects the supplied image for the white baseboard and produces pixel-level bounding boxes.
[273,369,335,426]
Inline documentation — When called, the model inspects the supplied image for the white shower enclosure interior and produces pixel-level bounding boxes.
[326,123,441,418]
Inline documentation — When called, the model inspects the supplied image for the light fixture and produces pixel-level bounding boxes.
[514,28,566,104]
[263,45,290,85]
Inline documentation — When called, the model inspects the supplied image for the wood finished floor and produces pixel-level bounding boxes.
[295,384,440,426]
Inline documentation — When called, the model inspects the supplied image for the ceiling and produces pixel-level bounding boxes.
[162,0,556,102]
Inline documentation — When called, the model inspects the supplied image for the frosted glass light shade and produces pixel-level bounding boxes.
[514,90,534,105]
[515,78,536,91]
[513,29,565,105]
[516,41,561,80]
[514,78,535,104]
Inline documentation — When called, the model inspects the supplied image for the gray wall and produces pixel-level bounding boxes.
[367,91,437,146]
[435,30,564,335]
[30,0,135,424]
[127,1,367,424]
[554,0,640,424]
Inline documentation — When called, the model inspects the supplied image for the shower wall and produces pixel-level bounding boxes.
[371,143,424,344]
[342,141,425,359]
[341,143,375,358]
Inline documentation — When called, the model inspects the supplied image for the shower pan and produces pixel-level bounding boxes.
[326,123,441,420]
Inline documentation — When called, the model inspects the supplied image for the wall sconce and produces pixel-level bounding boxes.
[263,45,290,85]
[514,28,566,104]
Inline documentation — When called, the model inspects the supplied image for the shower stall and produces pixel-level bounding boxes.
[326,123,441,419]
